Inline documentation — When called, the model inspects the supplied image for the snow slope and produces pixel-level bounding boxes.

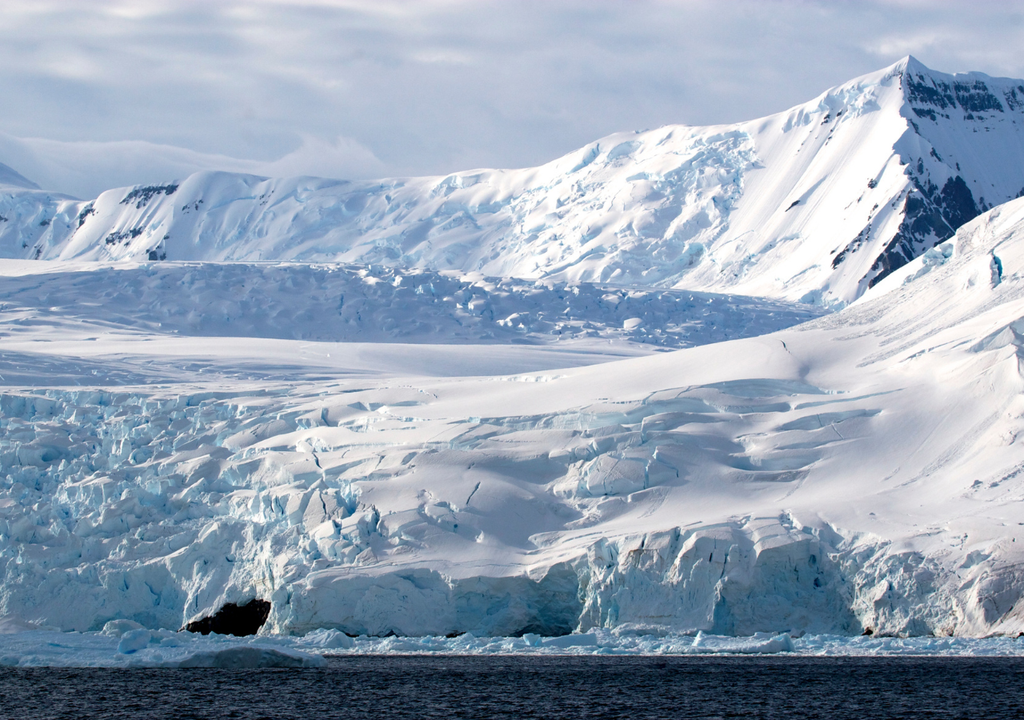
[3,57,1024,305]
[5,195,1024,638]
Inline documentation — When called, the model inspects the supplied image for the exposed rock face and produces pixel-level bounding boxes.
[857,61,1024,288]
[865,175,979,288]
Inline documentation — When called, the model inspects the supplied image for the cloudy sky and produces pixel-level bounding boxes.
[3,0,1024,198]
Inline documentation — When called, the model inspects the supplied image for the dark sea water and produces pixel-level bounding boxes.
[1,655,1022,719]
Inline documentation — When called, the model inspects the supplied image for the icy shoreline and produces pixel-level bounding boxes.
[2,627,1024,667]
[301,629,1024,658]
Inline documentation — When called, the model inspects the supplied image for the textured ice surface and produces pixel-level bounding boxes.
[309,631,1024,657]
[0,261,820,350]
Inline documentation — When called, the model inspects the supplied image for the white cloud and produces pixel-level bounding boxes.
[0,132,385,199]
[258,134,387,180]
[0,0,1023,196]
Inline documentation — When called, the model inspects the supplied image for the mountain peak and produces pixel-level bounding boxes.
[872,55,930,83]
[900,54,929,74]
[898,57,1020,123]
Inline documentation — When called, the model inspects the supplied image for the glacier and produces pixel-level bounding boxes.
[5,198,1024,641]
[6,57,1024,657]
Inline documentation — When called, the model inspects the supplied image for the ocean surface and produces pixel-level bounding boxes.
[1,655,1022,719]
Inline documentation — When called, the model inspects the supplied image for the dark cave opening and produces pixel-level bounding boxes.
[184,599,272,637]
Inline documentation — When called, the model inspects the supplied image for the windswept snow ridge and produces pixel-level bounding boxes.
[3,58,1024,305]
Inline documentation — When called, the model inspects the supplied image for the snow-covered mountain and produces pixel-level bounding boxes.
[8,57,1024,649]
[5,195,1024,639]
[3,57,1024,305]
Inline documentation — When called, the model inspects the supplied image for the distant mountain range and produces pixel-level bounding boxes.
[4,56,1024,306]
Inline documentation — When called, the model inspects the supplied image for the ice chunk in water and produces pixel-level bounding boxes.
[116,629,152,654]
